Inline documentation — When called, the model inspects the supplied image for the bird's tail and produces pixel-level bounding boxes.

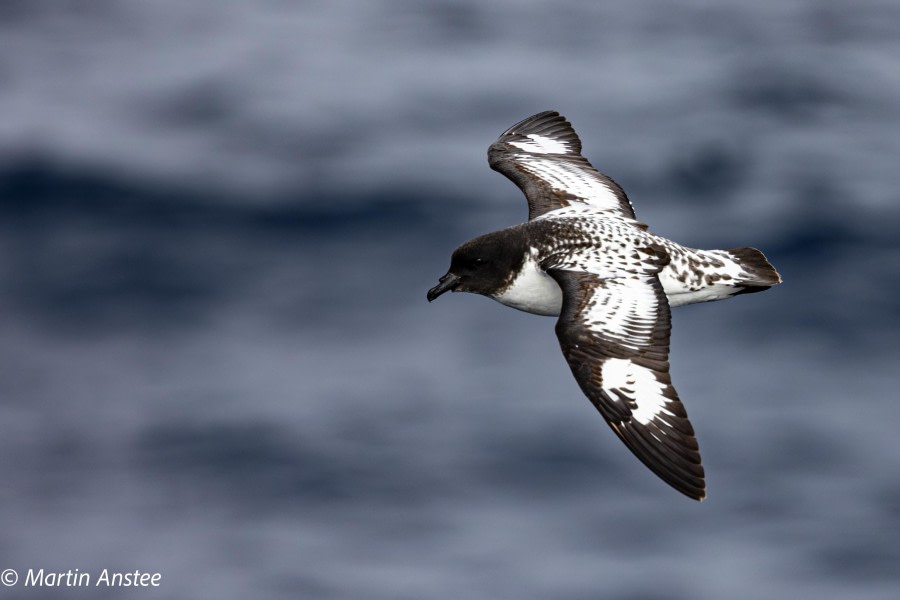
[723,246,782,294]
[661,246,781,307]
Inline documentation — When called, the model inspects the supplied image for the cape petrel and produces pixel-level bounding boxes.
[427,110,780,500]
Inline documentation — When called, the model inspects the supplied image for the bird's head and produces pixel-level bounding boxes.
[427,230,525,302]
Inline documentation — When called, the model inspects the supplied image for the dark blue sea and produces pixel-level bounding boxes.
[2,1,899,598]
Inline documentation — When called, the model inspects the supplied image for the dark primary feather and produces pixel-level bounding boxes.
[548,268,706,500]
[487,110,637,221]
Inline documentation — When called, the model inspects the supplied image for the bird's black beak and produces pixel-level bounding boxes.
[427,273,460,302]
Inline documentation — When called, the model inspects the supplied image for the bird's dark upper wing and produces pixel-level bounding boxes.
[488,111,637,221]
[548,267,706,500]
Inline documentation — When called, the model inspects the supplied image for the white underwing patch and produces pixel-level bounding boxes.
[601,358,671,425]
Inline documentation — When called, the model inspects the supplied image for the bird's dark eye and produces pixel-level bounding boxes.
[472,257,486,267]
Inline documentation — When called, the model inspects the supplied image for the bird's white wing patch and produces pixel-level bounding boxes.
[508,133,572,155]
[517,156,626,216]
[601,358,673,425]
[577,269,663,351]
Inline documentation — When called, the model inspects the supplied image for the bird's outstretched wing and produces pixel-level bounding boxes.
[548,267,706,500]
[488,111,638,222]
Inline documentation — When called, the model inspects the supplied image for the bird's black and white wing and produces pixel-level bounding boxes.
[488,111,638,222]
[548,266,706,500]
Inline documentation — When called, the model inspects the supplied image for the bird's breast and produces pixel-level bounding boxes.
[492,256,562,316]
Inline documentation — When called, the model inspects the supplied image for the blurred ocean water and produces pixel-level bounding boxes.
[1,1,899,598]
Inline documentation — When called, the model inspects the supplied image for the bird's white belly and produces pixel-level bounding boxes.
[493,258,563,316]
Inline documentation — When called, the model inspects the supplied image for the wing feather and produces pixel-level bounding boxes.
[488,111,638,221]
[549,268,706,500]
